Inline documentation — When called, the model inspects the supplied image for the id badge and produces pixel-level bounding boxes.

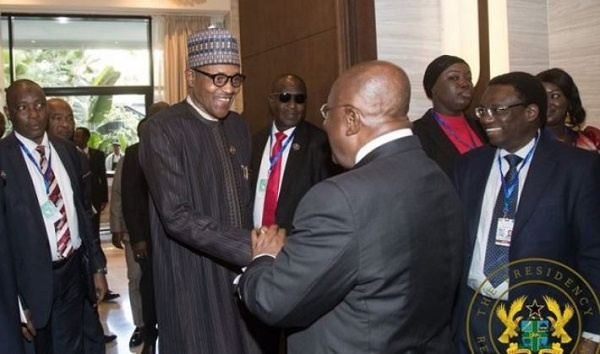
[495,218,514,246]
[41,200,62,224]
[259,178,267,192]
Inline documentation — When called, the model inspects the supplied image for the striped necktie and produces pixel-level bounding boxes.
[36,145,73,259]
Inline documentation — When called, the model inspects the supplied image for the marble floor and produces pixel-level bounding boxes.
[98,239,143,354]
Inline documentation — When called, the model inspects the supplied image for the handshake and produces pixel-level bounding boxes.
[251,225,287,260]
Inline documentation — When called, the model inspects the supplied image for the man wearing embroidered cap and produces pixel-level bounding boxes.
[139,28,269,353]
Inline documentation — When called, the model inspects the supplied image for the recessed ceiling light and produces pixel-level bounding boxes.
[56,17,69,24]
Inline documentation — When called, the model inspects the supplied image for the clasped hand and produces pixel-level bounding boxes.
[251,225,286,259]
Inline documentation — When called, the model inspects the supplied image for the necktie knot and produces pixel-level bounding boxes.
[504,154,522,168]
[275,131,287,143]
[35,145,46,158]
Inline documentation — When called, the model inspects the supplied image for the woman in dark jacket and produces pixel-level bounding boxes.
[412,55,487,176]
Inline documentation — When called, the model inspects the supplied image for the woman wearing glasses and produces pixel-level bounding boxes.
[412,55,487,176]
[536,68,600,152]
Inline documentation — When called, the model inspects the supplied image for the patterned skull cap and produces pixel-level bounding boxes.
[187,28,241,68]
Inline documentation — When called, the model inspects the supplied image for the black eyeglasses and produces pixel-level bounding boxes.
[474,102,528,119]
[192,68,246,88]
[270,92,307,104]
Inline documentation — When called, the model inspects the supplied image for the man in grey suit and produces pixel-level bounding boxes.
[239,60,465,353]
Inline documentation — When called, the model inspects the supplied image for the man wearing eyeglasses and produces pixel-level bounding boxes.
[139,28,267,353]
[453,72,600,353]
[251,73,338,232]
[239,61,464,353]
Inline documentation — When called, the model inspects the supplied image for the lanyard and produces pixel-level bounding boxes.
[496,135,538,216]
[268,129,295,173]
[17,140,53,194]
[433,111,478,151]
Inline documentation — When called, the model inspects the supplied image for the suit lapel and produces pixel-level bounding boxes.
[464,148,495,249]
[51,138,79,191]
[424,110,461,157]
[279,123,307,199]
[513,135,556,236]
[3,134,48,228]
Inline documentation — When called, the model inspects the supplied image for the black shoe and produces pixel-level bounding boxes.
[104,334,117,343]
[104,290,120,302]
[129,327,144,348]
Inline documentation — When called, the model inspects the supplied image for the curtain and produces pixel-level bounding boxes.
[152,16,166,103]
[163,15,212,104]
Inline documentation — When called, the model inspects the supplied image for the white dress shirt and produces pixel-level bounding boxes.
[355,128,413,164]
[253,124,297,228]
[15,132,81,261]
[467,136,537,300]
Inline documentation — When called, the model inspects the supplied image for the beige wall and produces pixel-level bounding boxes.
[548,1,600,127]
[374,0,600,128]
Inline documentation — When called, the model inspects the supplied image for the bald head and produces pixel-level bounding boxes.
[269,73,307,130]
[148,101,169,118]
[47,98,75,140]
[4,79,48,144]
[331,60,411,123]
[323,61,411,168]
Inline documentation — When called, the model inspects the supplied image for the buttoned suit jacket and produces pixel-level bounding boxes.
[0,180,23,353]
[412,109,487,177]
[0,133,106,329]
[251,120,337,230]
[453,130,600,333]
[87,148,108,211]
[121,143,150,246]
[240,135,465,353]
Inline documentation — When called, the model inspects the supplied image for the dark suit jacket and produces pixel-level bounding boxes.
[240,135,464,353]
[251,121,337,230]
[0,133,106,329]
[453,131,600,333]
[121,143,150,246]
[412,109,487,177]
[0,181,24,353]
[87,148,108,211]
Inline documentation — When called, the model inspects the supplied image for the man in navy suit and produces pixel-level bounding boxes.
[453,72,600,353]
[0,181,23,353]
[251,73,337,232]
[1,79,108,354]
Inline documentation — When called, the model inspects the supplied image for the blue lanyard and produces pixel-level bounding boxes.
[496,135,538,216]
[433,111,479,151]
[17,140,53,194]
[268,129,295,173]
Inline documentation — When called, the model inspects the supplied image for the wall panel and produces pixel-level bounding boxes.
[239,0,339,133]
[549,0,600,128]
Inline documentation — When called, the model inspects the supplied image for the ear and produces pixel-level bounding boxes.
[524,104,540,123]
[345,107,361,136]
[3,107,10,121]
[184,69,195,88]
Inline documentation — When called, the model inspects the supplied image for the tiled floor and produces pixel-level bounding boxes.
[99,240,143,354]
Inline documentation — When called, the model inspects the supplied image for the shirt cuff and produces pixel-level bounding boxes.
[252,253,277,261]
[18,297,26,323]
[233,267,247,286]
[582,331,600,343]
